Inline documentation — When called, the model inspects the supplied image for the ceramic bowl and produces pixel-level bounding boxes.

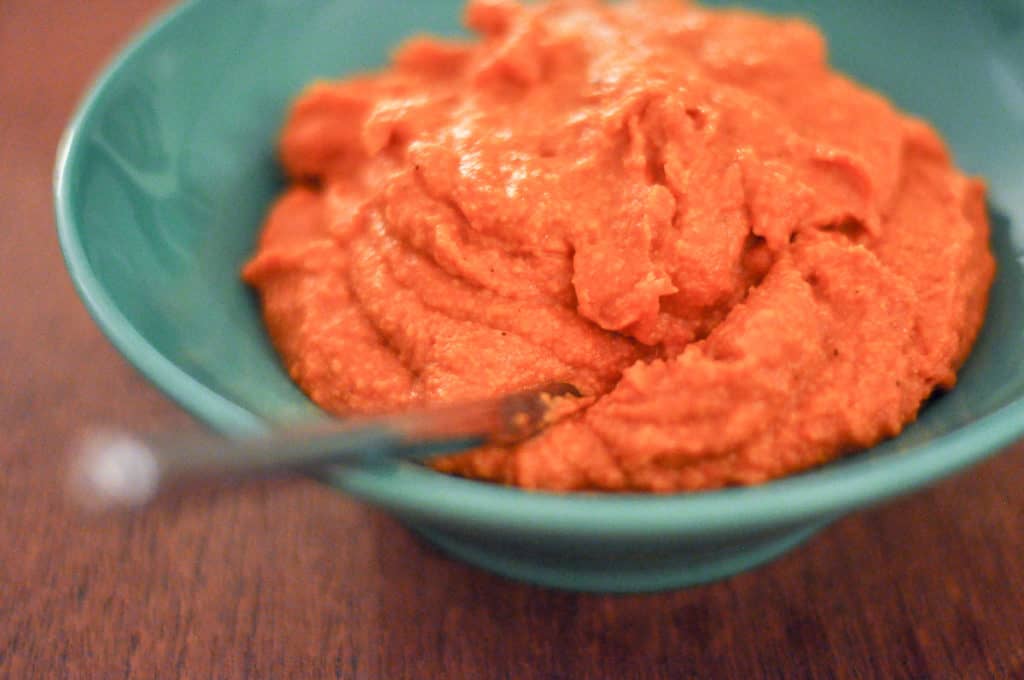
[56,0,1024,591]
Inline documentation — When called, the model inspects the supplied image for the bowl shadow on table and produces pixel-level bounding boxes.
[362,509,738,675]
[339,453,1014,679]
[340,506,923,677]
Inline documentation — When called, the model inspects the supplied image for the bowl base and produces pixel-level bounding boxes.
[409,517,834,593]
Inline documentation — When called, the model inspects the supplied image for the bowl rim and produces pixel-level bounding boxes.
[54,0,1024,537]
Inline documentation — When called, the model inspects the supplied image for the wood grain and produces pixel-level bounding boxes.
[2,2,1023,678]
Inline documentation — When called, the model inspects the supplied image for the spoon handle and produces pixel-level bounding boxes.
[68,382,579,511]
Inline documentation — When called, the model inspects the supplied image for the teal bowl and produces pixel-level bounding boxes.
[56,0,1024,592]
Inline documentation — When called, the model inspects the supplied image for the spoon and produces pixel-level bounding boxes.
[68,382,580,512]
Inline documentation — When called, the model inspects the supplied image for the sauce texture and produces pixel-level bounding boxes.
[244,0,995,491]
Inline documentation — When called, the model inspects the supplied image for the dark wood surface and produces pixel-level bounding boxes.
[3,2,1024,678]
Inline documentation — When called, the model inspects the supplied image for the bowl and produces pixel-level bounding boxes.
[55,0,1024,592]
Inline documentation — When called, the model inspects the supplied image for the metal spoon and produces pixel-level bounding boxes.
[68,382,580,511]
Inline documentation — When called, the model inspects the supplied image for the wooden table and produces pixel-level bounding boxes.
[3,2,1023,678]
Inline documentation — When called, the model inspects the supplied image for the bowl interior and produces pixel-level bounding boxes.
[57,0,1024,532]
